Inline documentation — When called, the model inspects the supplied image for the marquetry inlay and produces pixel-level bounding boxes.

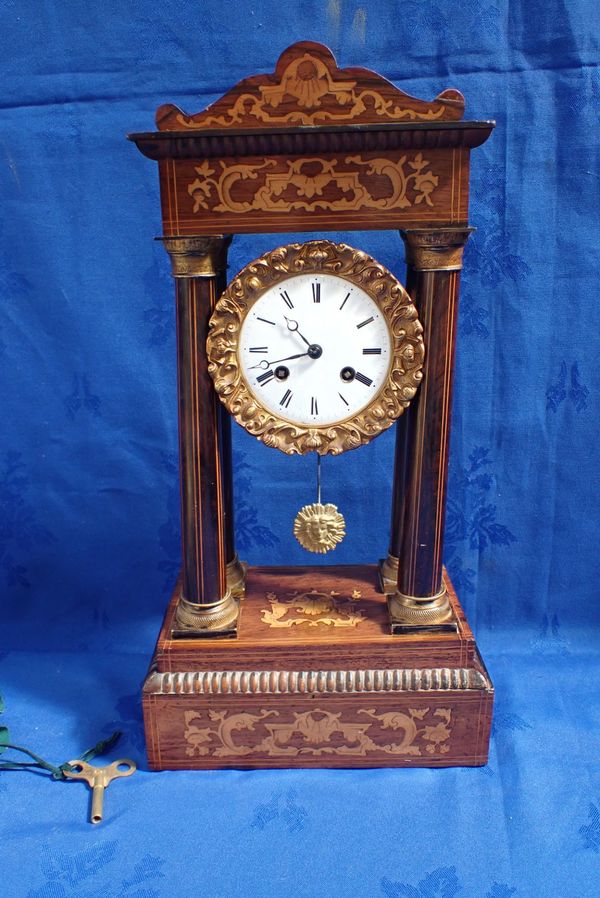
[183,706,454,759]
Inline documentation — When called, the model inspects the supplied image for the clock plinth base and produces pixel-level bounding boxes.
[142,565,493,770]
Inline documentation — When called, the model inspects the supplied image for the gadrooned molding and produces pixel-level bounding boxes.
[144,666,490,696]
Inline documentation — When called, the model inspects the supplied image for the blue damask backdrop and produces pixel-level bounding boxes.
[1,2,598,897]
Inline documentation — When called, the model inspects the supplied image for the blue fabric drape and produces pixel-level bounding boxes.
[1,3,598,896]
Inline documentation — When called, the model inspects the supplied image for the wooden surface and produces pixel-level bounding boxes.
[131,122,494,161]
[155,565,478,673]
[142,565,493,769]
[390,267,463,597]
[143,688,493,770]
[175,275,228,604]
[155,41,466,131]
[156,147,470,236]
[215,267,236,567]
[129,41,494,234]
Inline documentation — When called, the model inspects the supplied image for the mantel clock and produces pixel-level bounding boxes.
[129,42,495,769]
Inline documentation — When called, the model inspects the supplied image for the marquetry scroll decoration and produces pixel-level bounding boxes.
[188,153,439,217]
[206,240,424,456]
[260,589,365,629]
[183,706,454,758]
[156,41,465,131]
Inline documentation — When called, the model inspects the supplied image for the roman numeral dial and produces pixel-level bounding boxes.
[238,271,393,428]
[207,238,425,459]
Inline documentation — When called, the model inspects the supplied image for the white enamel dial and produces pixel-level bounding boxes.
[238,272,392,427]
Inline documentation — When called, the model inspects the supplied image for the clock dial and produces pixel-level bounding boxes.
[239,273,392,427]
[207,240,424,455]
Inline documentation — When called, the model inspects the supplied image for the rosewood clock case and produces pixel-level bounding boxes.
[129,41,495,769]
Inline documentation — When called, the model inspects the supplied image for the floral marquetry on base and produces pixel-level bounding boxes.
[183,707,454,760]
[142,566,493,769]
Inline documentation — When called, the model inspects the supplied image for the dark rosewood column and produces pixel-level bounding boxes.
[219,402,246,596]
[163,235,240,634]
[386,228,473,631]
[215,263,246,599]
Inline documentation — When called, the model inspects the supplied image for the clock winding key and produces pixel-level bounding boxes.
[64,758,136,824]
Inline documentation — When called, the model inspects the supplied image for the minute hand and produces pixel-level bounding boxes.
[249,351,309,370]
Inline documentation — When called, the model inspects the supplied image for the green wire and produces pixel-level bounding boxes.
[0,731,122,780]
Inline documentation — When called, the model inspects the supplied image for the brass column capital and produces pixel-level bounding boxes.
[401,227,474,271]
[160,235,233,278]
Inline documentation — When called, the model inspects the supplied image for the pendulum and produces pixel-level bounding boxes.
[293,454,346,554]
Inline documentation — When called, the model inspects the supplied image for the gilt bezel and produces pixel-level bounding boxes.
[206,239,424,455]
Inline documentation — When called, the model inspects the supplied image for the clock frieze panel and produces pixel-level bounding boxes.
[189,153,440,214]
[159,149,469,235]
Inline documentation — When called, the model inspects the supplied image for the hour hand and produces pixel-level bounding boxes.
[284,316,311,347]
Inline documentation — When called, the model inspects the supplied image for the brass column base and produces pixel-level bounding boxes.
[379,556,458,634]
[172,591,240,639]
[226,554,247,598]
[387,586,457,635]
[378,554,399,595]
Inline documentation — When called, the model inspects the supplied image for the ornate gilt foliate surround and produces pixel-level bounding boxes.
[206,240,425,455]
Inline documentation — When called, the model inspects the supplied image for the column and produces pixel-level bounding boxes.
[162,235,240,634]
[386,228,473,630]
[214,261,246,599]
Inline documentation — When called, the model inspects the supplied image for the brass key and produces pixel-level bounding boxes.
[64,758,136,824]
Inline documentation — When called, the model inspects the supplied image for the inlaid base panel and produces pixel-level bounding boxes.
[142,565,493,769]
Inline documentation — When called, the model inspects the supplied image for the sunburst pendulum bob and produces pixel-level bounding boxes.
[293,454,346,554]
